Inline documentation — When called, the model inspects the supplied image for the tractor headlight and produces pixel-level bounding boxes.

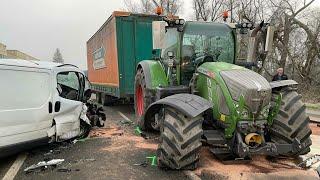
[241,108,249,119]
[260,104,270,118]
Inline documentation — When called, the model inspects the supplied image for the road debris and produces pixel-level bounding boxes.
[298,154,320,168]
[86,102,106,127]
[133,161,148,167]
[134,126,148,139]
[24,159,65,173]
[44,149,61,156]
[57,168,72,173]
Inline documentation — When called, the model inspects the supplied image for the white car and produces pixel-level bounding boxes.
[0,59,92,157]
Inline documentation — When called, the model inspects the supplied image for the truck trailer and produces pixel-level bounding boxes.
[87,11,162,105]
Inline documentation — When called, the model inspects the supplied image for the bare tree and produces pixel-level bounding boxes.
[53,48,64,64]
[124,0,182,15]
[192,0,225,21]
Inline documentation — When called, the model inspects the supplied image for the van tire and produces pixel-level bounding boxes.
[78,121,91,139]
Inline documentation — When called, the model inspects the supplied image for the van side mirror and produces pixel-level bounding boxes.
[152,21,166,49]
[265,26,275,52]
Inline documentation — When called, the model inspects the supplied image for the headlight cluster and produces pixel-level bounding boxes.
[260,104,270,118]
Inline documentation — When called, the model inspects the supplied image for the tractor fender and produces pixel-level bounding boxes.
[144,94,212,122]
[137,60,168,89]
[269,80,298,89]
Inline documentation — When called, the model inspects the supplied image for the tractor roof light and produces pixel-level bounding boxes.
[179,19,185,25]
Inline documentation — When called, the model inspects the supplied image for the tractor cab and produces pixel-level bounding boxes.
[153,19,274,86]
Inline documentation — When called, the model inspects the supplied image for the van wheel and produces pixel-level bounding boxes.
[78,121,91,139]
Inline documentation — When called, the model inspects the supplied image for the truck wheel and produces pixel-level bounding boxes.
[157,107,203,170]
[101,94,114,106]
[96,92,102,104]
[134,68,154,130]
[269,90,312,156]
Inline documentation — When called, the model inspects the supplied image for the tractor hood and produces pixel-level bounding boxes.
[220,69,271,114]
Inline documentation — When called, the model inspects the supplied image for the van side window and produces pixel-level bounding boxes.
[57,72,80,101]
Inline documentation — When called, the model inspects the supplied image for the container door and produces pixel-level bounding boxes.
[0,67,53,147]
[134,19,154,65]
[120,18,135,94]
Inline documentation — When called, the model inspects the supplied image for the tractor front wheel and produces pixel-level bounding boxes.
[270,90,312,156]
[157,107,203,170]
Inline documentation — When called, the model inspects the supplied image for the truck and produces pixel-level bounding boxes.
[86,11,162,105]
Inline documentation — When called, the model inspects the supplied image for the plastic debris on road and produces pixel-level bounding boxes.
[24,159,65,172]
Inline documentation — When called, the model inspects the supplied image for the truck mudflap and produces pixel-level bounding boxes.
[269,79,298,89]
[144,93,212,123]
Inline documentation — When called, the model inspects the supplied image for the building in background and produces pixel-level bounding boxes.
[0,43,7,59]
[0,42,38,60]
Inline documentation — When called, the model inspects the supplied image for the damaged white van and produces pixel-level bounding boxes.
[0,59,93,157]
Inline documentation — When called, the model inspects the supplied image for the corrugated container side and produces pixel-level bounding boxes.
[87,16,119,87]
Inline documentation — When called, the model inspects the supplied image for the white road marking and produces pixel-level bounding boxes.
[118,111,133,123]
[2,153,28,180]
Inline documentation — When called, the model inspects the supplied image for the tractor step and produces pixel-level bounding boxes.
[203,130,226,145]
[204,130,252,164]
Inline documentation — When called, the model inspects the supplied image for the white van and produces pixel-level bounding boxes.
[0,59,92,157]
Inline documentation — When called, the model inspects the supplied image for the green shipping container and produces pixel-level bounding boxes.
[87,11,161,103]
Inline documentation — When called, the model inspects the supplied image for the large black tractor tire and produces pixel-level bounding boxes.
[157,107,203,170]
[134,68,155,130]
[270,90,312,156]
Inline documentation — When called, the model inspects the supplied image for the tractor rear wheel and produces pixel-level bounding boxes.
[270,90,312,156]
[157,107,203,170]
[134,68,155,130]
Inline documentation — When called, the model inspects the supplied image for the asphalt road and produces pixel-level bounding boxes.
[0,104,187,180]
[0,104,319,180]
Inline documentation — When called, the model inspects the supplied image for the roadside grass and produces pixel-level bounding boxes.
[305,103,320,110]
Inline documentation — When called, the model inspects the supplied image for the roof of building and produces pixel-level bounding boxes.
[0,58,62,69]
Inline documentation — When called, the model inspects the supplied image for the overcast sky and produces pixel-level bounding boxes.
[0,0,318,69]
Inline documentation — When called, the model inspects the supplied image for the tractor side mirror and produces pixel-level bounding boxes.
[265,26,275,52]
[167,51,174,59]
[152,21,166,49]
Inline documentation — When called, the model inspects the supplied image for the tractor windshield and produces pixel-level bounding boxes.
[181,22,235,65]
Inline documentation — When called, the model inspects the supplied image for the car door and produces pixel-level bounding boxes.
[0,65,53,147]
[52,70,85,141]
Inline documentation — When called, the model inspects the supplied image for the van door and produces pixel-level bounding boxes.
[0,66,53,148]
[53,71,85,141]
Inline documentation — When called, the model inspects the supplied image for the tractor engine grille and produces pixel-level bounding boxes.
[220,70,271,114]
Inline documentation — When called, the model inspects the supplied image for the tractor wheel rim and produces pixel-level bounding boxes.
[136,85,144,116]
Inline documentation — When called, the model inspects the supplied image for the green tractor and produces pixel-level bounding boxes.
[134,18,312,170]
